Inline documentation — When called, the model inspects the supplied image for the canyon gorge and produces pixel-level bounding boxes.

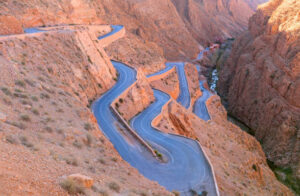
[0,0,298,195]
[218,0,299,193]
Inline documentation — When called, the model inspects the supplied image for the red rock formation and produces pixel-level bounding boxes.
[218,0,300,178]
[149,67,180,100]
[0,26,171,195]
[112,70,155,121]
[170,0,267,45]
[0,0,266,63]
[184,63,202,111]
[0,15,23,35]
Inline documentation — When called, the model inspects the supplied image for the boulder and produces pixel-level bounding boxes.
[67,174,94,188]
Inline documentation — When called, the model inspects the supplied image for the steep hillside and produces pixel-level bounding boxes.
[218,0,300,192]
[0,0,265,64]
[0,26,171,195]
[170,0,266,45]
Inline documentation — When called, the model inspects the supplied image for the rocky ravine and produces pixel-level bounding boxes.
[218,0,300,192]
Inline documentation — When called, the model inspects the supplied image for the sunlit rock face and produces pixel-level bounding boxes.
[170,0,268,45]
[0,0,266,63]
[218,0,300,177]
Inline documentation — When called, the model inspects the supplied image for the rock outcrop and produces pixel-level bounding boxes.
[218,0,300,181]
[113,70,155,121]
[149,67,180,100]
[67,173,94,189]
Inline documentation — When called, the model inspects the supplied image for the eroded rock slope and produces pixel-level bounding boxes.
[218,0,300,183]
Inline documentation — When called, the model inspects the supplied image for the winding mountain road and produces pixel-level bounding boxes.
[92,60,217,195]
[97,25,123,40]
[193,65,212,121]
[130,89,216,194]
[93,26,217,195]
[147,62,191,109]
[24,25,218,195]
[194,81,211,121]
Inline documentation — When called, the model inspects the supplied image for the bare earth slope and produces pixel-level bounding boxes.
[218,0,300,183]
[0,26,171,196]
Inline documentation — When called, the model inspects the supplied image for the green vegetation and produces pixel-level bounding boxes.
[87,55,93,64]
[6,135,18,144]
[40,93,50,99]
[267,160,300,194]
[47,67,53,73]
[32,109,40,115]
[20,114,31,122]
[86,133,93,147]
[7,121,26,129]
[15,80,26,88]
[1,87,12,96]
[60,178,85,195]
[31,96,39,102]
[108,182,120,192]
[270,73,276,79]
[84,123,93,131]
[24,79,35,87]
[154,150,163,159]
[45,126,53,133]
[19,136,33,148]
[111,157,118,162]
[98,158,106,165]
[14,92,28,99]
[252,164,257,172]
[73,140,83,149]
[65,157,79,166]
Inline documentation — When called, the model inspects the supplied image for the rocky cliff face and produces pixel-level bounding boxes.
[170,0,265,45]
[0,0,265,63]
[218,0,300,184]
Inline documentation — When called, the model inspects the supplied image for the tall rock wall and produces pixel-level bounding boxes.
[218,0,300,178]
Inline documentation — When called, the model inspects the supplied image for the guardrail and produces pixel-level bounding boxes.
[110,105,157,158]
[147,66,177,83]
[97,26,125,48]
